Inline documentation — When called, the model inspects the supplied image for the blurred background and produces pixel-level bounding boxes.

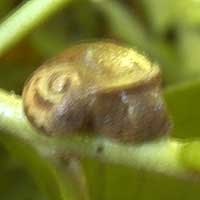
[1,0,200,93]
[0,0,200,199]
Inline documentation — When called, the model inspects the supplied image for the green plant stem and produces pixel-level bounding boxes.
[0,0,71,56]
[0,88,198,179]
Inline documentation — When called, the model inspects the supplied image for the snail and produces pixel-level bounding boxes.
[22,41,171,143]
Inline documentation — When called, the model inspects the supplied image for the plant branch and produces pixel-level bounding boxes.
[0,0,71,56]
[0,88,198,179]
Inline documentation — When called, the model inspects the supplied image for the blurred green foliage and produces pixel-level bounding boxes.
[1,0,200,199]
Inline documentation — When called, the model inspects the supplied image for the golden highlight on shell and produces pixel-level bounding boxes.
[22,41,171,143]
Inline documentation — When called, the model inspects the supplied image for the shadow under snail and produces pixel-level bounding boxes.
[22,41,171,143]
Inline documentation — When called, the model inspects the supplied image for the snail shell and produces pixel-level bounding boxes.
[22,42,171,142]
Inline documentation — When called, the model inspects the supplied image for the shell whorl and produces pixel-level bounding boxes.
[23,63,81,133]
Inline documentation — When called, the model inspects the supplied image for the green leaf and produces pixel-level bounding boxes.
[165,80,200,138]
[0,132,77,200]
[176,28,200,81]
[0,145,47,200]
[177,0,200,27]
[139,0,200,32]
[139,0,176,34]
[83,159,200,200]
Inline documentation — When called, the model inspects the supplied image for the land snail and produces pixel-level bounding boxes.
[22,41,171,143]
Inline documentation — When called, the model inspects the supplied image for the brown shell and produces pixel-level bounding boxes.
[22,41,171,142]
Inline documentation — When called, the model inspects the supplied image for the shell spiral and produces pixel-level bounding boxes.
[22,41,171,142]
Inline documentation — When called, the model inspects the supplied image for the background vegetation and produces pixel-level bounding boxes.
[0,0,200,199]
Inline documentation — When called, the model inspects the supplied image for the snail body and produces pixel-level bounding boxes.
[22,42,170,142]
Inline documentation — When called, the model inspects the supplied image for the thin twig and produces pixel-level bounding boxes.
[0,88,197,179]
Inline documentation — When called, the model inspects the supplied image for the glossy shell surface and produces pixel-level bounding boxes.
[22,42,170,142]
